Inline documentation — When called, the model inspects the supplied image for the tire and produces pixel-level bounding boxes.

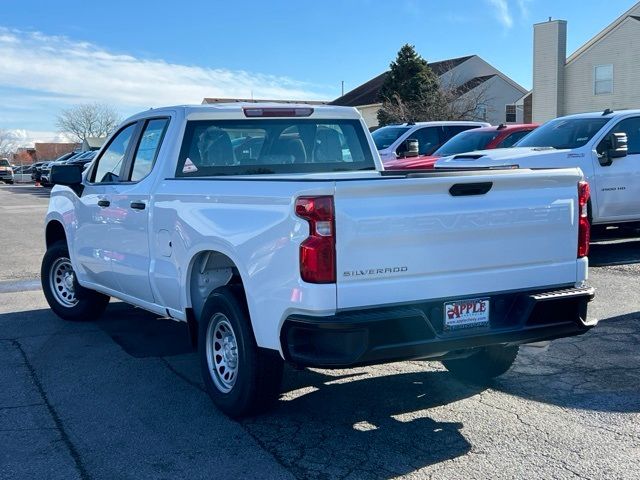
[198,285,283,418]
[41,240,110,321]
[442,345,519,383]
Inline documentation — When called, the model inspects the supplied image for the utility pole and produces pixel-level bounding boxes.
[341,81,344,97]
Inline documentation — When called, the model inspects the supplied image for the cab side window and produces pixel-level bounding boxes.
[405,127,441,156]
[499,130,531,148]
[92,124,136,183]
[129,119,169,181]
[606,117,640,155]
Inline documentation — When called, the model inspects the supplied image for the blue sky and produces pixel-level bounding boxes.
[0,0,637,144]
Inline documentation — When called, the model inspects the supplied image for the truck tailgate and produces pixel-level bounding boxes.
[334,169,583,309]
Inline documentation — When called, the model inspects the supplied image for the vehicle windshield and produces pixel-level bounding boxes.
[434,130,500,156]
[371,126,410,150]
[0,159,10,167]
[516,117,611,149]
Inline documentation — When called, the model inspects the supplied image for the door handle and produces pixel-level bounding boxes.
[97,199,110,208]
[130,201,146,210]
[449,182,493,197]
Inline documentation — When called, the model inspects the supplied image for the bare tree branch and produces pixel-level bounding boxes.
[378,62,494,124]
[56,103,122,143]
[0,129,17,158]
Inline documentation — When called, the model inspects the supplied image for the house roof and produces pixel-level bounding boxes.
[454,74,496,95]
[202,97,327,105]
[330,55,474,107]
[34,143,79,161]
[566,2,640,64]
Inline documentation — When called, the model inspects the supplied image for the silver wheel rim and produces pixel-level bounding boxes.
[206,314,239,393]
[49,257,78,307]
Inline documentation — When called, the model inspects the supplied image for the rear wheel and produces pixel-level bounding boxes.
[41,240,110,321]
[199,285,283,418]
[442,345,519,383]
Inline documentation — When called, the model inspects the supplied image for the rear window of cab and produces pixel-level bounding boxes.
[175,119,375,176]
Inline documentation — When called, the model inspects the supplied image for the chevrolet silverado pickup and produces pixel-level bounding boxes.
[42,104,595,417]
[436,109,640,228]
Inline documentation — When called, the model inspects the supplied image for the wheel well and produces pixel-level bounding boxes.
[188,251,244,321]
[45,221,67,248]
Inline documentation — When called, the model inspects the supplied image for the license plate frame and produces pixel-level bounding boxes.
[443,298,490,331]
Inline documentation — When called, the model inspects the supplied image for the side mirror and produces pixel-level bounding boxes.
[50,164,83,193]
[599,132,628,166]
[400,138,419,158]
[608,132,628,158]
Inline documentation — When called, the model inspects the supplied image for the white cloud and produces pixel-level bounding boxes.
[516,0,533,18]
[486,0,513,28]
[0,27,330,113]
[2,129,75,149]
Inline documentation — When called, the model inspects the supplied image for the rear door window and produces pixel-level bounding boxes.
[175,119,374,176]
[128,118,169,181]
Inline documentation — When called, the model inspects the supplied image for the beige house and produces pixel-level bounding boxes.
[330,55,527,128]
[532,2,640,123]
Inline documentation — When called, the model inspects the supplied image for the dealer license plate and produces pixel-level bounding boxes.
[444,298,490,330]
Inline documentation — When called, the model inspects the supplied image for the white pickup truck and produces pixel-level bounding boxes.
[436,109,640,228]
[42,104,595,417]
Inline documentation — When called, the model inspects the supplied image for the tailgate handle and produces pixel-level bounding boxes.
[449,182,493,197]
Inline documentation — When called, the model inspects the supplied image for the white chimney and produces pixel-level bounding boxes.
[532,19,567,123]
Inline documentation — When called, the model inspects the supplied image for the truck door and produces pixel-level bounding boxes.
[105,118,170,304]
[593,116,640,221]
[75,123,138,293]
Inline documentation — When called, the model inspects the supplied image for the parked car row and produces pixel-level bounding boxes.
[383,123,538,169]
[374,109,639,229]
[32,150,97,186]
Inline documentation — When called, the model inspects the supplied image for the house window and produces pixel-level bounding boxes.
[475,105,487,121]
[594,65,613,95]
[505,105,517,123]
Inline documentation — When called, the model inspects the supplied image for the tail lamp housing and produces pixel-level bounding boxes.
[295,196,336,283]
[578,181,590,258]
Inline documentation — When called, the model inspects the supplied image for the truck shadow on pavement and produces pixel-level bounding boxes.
[243,367,475,479]
[589,238,640,266]
[493,311,640,414]
[90,302,640,416]
[4,303,637,479]
[589,228,640,266]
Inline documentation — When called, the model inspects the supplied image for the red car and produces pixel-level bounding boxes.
[383,123,539,170]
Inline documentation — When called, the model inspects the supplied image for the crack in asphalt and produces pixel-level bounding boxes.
[474,393,592,479]
[0,402,45,410]
[11,339,91,480]
[158,356,297,478]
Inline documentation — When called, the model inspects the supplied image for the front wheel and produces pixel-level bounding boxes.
[442,345,519,383]
[41,240,110,321]
[199,285,283,418]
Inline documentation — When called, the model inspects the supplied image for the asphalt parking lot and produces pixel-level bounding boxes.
[1,184,639,480]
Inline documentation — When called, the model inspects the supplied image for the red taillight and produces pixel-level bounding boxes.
[578,181,591,258]
[243,107,314,117]
[295,196,336,283]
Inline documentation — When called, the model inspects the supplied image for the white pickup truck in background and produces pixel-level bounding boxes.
[436,109,640,228]
[42,104,595,417]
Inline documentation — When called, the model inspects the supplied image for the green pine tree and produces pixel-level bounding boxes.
[377,44,445,126]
